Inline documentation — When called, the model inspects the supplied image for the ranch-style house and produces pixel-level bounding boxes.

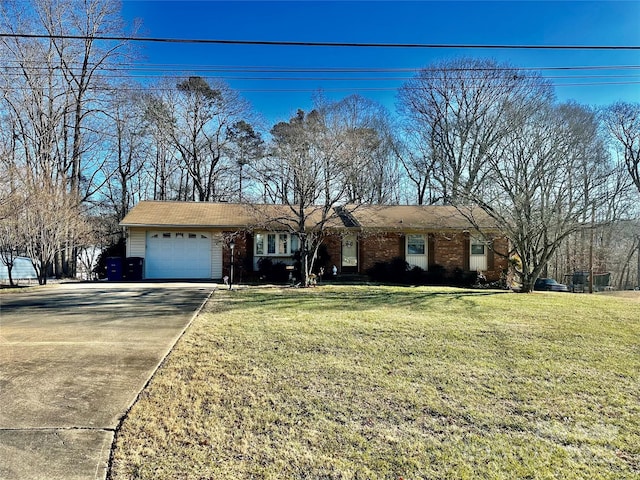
[120,201,509,282]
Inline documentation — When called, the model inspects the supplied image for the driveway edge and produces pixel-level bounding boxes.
[104,287,216,480]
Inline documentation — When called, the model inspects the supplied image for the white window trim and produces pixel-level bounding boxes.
[470,238,487,256]
[469,238,488,271]
[406,234,426,256]
[406,234,428,270]
[254,232,299,257]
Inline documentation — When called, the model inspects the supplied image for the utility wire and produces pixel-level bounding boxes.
[4,63,640,74]
[4,61,640,73]
[3,70,640,82]
[1,33,639,50]
[2,81,639,94]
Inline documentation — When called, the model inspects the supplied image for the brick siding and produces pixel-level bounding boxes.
[360,232,404,272]
[225,230,509,283]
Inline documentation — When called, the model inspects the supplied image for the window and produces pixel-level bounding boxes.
[176,233,184,238]
[188,233,197,239]
[469,239,487,271]
[471,243,485,255]
[255,234,264,254]
[267,234,276,254]
[255,232,299,256]
[406,234,428,270]
[162,233,171,238]
[407,234,425,255]
[279,234,288,255]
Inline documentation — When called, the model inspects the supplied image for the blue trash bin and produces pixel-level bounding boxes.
[106,257,123,281]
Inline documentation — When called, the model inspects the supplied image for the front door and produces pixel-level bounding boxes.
[341,234,358,273]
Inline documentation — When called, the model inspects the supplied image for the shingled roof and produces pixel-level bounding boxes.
[120,201,345,230]
[348,205,497,231]
[120,201,258,228]
[120,201,498,231]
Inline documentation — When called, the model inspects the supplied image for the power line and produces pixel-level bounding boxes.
[3,70,640,83]
[1,33,639,50]
[2,81,639,95]
[4,62,640,74]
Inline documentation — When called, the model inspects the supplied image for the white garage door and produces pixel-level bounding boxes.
[146,231,213,279]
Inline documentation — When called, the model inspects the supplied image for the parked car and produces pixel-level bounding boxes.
[534,277,569,292]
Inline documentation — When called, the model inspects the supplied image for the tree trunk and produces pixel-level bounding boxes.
[520,274,535,293]
[35,261,48,285]
[7,264,15,287]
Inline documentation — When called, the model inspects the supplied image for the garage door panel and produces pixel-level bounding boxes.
[146,231,212,279]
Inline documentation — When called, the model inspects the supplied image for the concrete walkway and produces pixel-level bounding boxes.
[0,282,215,480]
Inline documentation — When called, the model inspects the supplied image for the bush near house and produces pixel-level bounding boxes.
[256,257,290,283]
[366,257,477,286]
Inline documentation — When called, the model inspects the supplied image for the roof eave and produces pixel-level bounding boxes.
[120,223,248,229]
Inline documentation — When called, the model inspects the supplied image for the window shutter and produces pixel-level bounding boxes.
[428,234,436,268]
[399,235,405,258]
[487,245,495,270]
[245,233,254,269]
[463,235,470,271]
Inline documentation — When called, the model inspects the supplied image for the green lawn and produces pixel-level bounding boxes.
[109,286,640,479]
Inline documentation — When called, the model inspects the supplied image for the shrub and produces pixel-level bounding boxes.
[257,257,290,283]
[449,267,476,287]
[423,264,447,285]
[367,257,411,284]
[367,259,478,287]
[408,265,426,284]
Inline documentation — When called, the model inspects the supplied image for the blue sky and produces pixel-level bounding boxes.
[121,1,640,124]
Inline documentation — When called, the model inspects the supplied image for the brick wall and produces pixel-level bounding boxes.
[487,236,510,282]
[322,234,342,272]
[222,231,249,278]
[432,232,509,281]
[224,230,510,283]
[358,231,509,282]
[360,232,404,272]
[432,232,466,271]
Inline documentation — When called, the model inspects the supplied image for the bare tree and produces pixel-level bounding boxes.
[102,87,148,221]
[0,175,24,286]
[139,90,181,200]
[1,0,131,196]
[462,103,610,292]
[398,58,553,204]
[548,153,639,289]
[603,102,640,285]
[0,0,132,277]
[10,173,89,285]
[394,124,439,205]
[325,95,398,204]
[167,76,252,202]
[251,105,361,285]
[226,120,264,202]
[397,59,616,292]
[603,102,640,196]
[0,105,29,285]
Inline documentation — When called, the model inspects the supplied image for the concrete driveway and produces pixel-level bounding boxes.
[0,282,215,480]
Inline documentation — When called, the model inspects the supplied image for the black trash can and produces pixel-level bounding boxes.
[125,257,144,281]
[106,257,123,281]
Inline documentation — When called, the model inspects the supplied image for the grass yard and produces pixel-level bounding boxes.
[109,286,640,479]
